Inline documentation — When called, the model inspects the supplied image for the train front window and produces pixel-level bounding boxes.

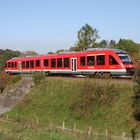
[117,54,132,64]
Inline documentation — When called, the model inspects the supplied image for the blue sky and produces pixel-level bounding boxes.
[0,0,140,54]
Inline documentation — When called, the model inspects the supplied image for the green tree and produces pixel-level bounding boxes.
[56,49,65,54]
[0,49,21,71]
[116,39,138,55]
[48,52,55,54]
[109,40,116,48]
[98,40,108,48]
[20,51,38,57]
[75,24,100,51]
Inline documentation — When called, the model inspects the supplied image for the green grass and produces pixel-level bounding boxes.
[0,77,139,139]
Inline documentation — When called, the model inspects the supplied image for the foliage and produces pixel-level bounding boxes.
[98,40,108,48]
[132,62,140,121]
[19,51,38,57]
[75,24,100,51]
[70,80,118,118]
[56,49,65,53]
[98,40,116,48]
[115,39,138,55]
[0,49,21,71]
[2,77,137,137]
[48,52,55,54]
[33,72,46,85]
[109,40,116,48]
[0,72,10,93]
[69,46,81,52]
[0,72,20,93]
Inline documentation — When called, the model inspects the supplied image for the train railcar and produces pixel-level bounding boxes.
[5,48,135,77]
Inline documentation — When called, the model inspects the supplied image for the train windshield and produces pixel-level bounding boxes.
[117,54,133,64]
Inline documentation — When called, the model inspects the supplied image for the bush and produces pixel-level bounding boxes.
[0,72,10,93]
[70,79,118,118]
[10,75,21,84]
[33,72,46,85]
[0,72,21,93]
[132,63,140,121]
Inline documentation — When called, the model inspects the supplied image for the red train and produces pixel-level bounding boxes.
[5,48,135,77]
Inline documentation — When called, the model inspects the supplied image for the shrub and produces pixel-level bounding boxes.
[10,75,21,84]
[70,79,118,118]
[33,72,46,85]
[0,72,10,93]
[132,62,140,121]
[0,72,21,93]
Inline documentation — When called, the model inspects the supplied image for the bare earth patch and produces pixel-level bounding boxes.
[0,77,33,116]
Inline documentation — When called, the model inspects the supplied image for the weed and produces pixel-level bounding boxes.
[132,62,140,121]
[70,79,118,118]
[33,72,46,85]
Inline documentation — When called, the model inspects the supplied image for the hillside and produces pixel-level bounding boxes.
[0,77,139,139]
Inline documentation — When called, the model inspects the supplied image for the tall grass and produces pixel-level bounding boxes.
[132,62,140,121]
[0,77,136,139]
[70,79,118,118]
[32,72,46,85]
[0,72,20,93]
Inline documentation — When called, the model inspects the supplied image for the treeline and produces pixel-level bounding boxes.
[0,49,21,71]
[70,39,139,56]
[0,49,39,71]
[56,24,140,58]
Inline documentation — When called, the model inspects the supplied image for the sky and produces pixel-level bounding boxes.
[0,0,140,54]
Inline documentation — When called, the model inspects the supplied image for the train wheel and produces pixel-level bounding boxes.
[102,72,111,79]
[46,71,50,76]
[95,72,101,78]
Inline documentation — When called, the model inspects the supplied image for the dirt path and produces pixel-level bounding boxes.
[0,77,33,116]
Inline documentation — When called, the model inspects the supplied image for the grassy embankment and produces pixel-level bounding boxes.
[0,77,138,139]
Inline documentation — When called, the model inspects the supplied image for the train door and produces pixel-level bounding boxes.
[18,62,22,72]
[71,58,77,71]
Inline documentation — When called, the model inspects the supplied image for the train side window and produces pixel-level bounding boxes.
[22,61,25,68]
[57,58,62,68]
[97,55,105,65]
[26,61,29,68]
[8,62,11,68]
[30,60,34,68]
[80,57,86,66]
[15,62,17,68]
[51,59,56,68]
[36,60,40,67]
[87,56,94,66]
[64,58,69,67]
[44,59,48,67]
[12,62,14,68]
[109,55,118,65]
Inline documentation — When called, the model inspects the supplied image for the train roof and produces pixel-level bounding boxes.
[86,48,127,53]
[7,48,127,61]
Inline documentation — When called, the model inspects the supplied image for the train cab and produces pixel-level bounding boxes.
[115,49,135,75]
